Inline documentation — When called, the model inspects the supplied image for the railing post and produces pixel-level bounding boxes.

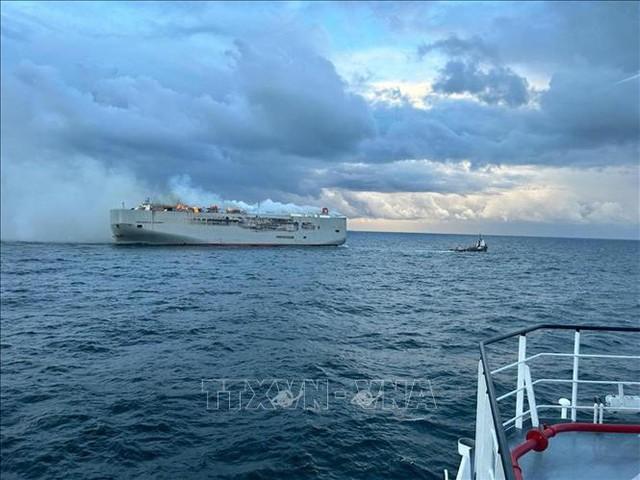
[454,439,474,480]
[523,365,539,427]
[474,360,490,478]
[571,330,581,422]
[515,335,527,429]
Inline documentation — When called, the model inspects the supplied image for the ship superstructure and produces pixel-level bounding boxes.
[110,200,346,246]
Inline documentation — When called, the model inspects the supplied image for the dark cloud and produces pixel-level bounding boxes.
[361,66,639,167]
[1,36,374,197]
[432,60,530,107]
[230,41,374,157]
[3,51,637,206]
[538,68,640,146]
[309,160,523,194]
[1,2,638,241]
[488,2,640,73]
[416,30,530,107]
[387,2,639,73]
[417,35,496,62]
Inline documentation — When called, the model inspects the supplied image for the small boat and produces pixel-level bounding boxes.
[451,235,487,252]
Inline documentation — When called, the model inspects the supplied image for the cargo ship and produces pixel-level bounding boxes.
[110,200,347,246]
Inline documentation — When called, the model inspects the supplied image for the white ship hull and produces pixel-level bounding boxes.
[110,209,347,246]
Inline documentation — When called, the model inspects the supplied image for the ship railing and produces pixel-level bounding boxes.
[457,324,640,480]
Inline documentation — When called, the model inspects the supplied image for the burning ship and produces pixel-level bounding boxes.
[110,199,347,246]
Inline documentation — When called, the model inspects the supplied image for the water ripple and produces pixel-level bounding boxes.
[1,234,638,479]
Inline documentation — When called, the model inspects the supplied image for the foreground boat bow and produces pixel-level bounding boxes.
[447,324,640,480]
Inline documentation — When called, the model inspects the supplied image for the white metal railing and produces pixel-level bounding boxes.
[496,330,640,428]
[490,352,639,375]
[496,378,640,402]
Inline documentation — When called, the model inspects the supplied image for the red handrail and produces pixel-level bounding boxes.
[511,422,640,480]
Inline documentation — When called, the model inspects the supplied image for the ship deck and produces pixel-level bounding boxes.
[508,429,640,480]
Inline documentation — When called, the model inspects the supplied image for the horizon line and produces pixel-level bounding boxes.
[346,229,640,242]
[1,230,639,244]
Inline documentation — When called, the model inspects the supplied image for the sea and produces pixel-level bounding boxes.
[1,232,639,479]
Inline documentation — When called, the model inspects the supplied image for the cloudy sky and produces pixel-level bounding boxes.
[1,1,639,241]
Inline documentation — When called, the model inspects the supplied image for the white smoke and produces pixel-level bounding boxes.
[1,156,144,242]
[0,163,336,243]
[165,175,333,216]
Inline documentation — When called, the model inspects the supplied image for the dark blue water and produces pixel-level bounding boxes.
[1,233,639,479]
